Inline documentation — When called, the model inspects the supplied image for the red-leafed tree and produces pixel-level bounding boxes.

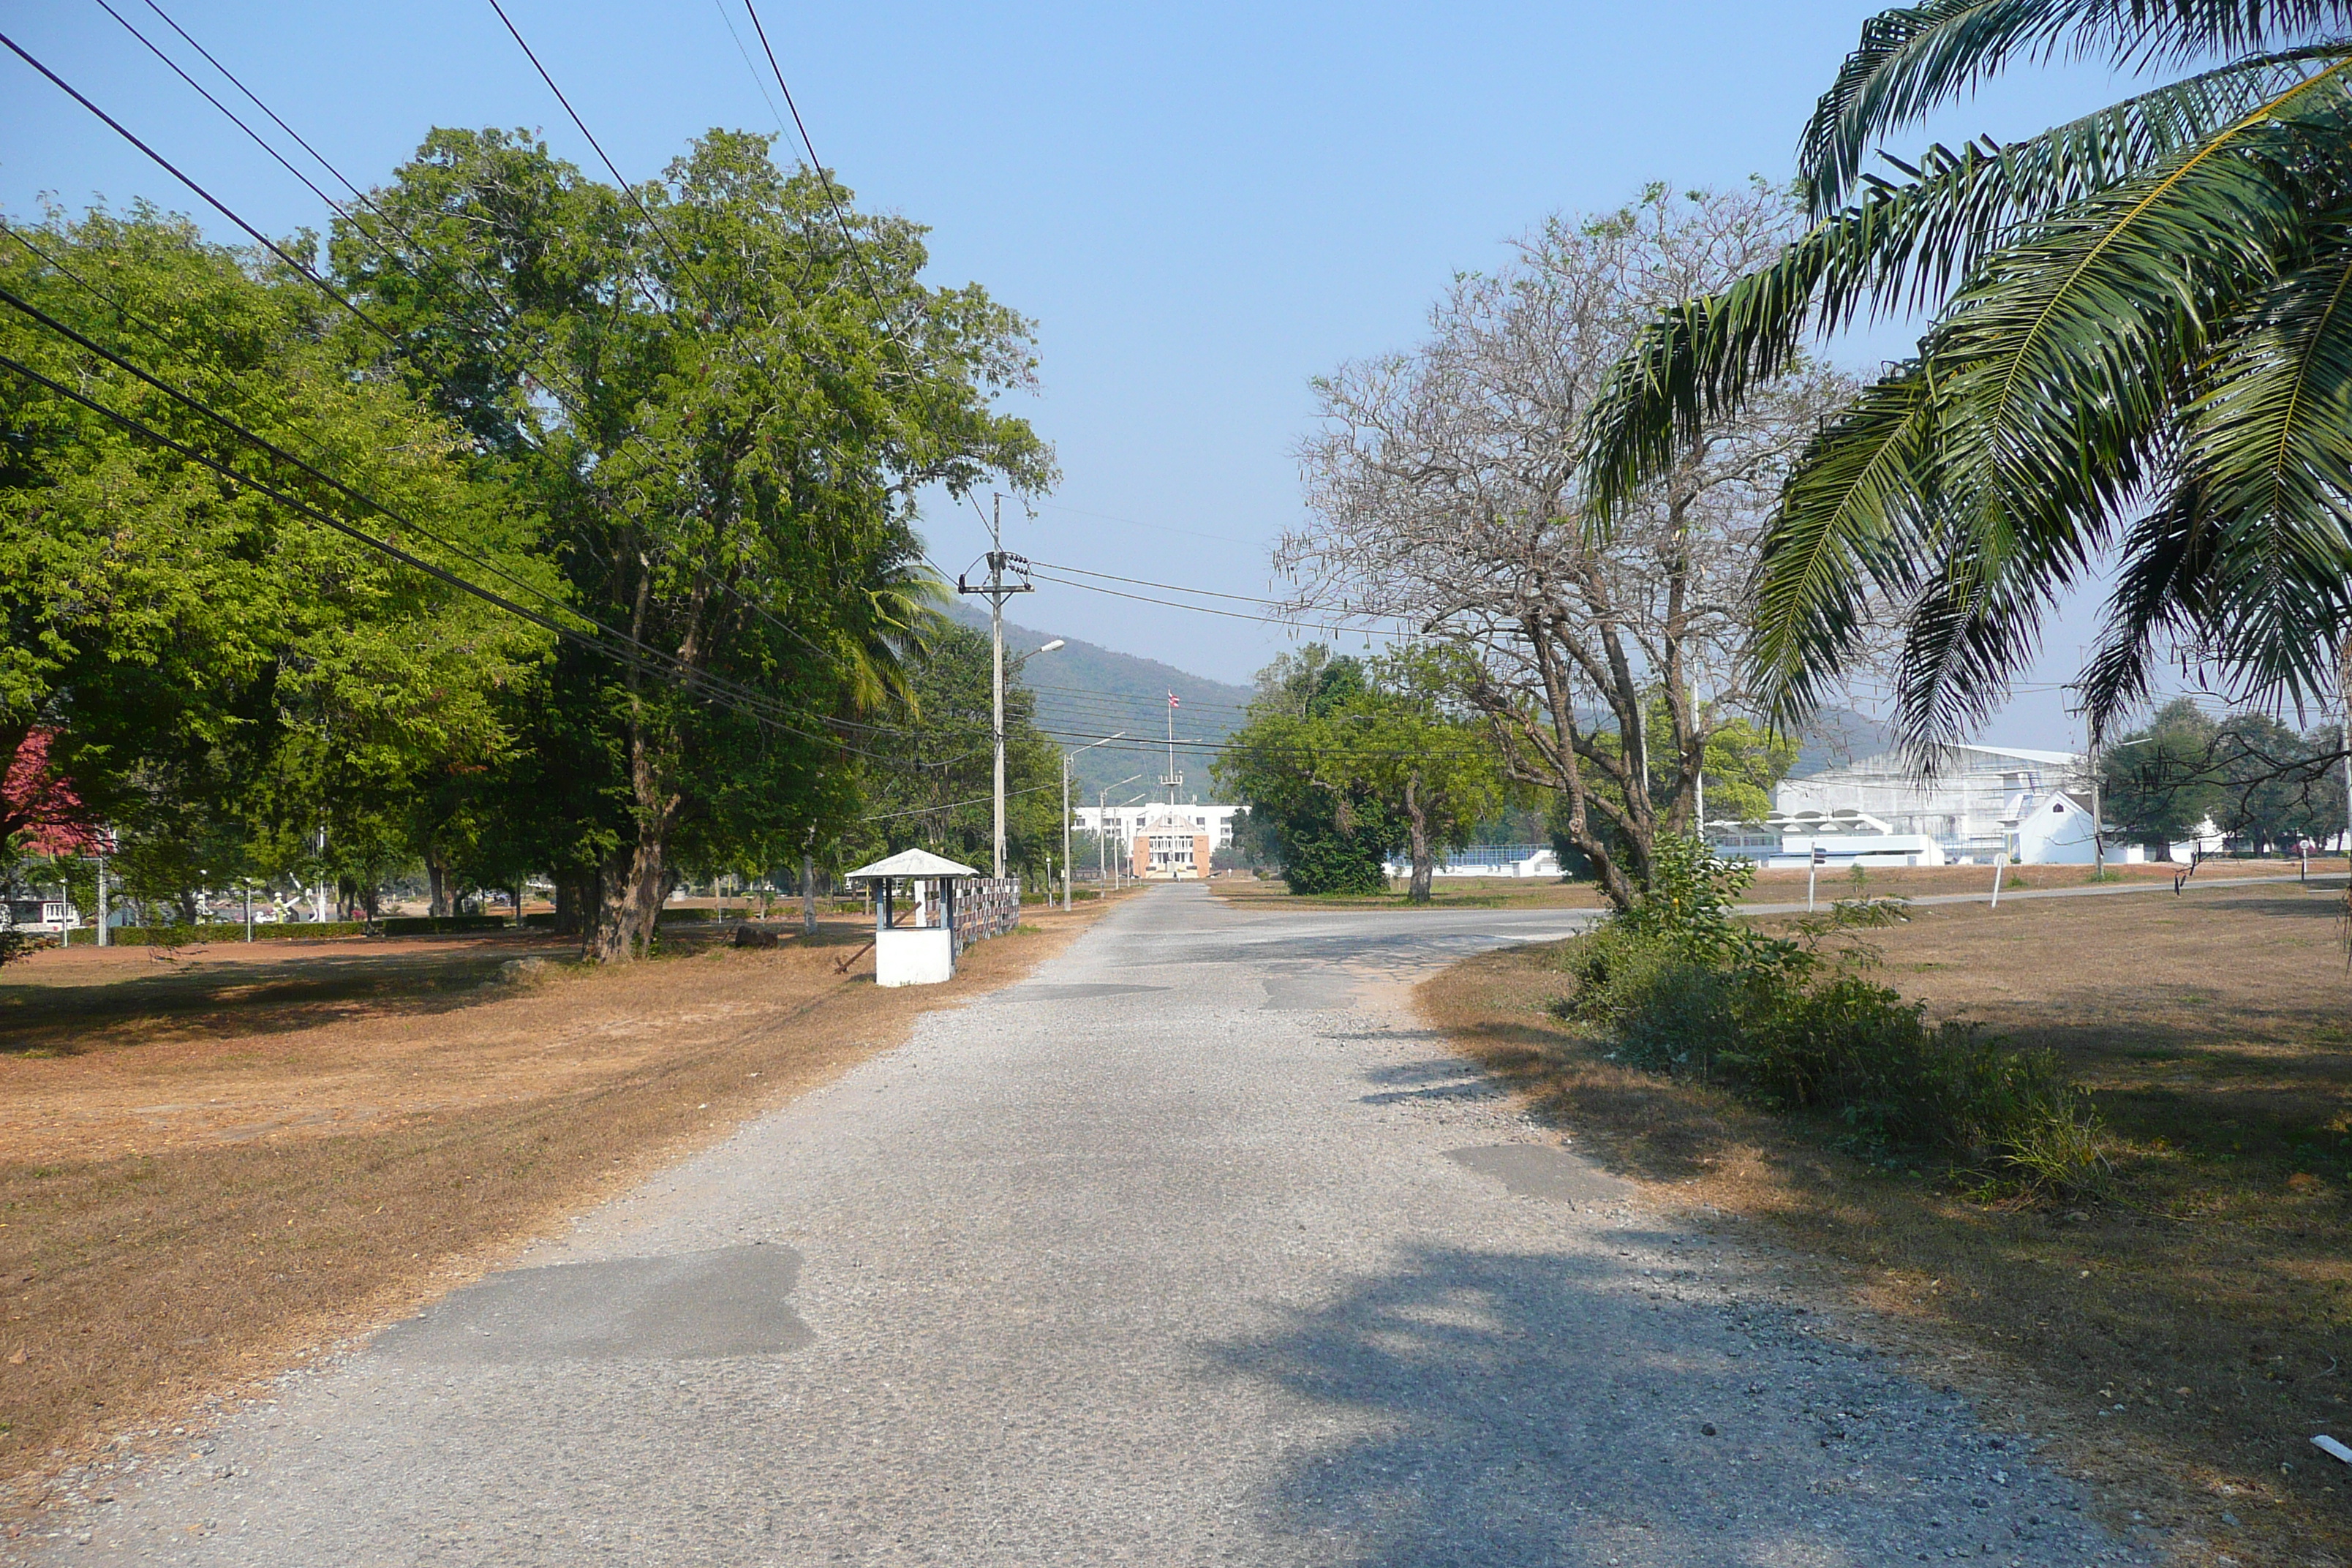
[1,728,97,856]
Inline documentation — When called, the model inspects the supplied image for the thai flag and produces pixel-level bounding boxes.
[1169,693,1179,709]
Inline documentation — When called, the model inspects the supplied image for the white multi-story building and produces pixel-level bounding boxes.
[1073,799,1243,851]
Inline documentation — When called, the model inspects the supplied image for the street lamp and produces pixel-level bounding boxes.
[1060,734,1126,909]
[1096,774,1142,890]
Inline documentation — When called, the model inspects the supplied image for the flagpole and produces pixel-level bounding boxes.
[1166,693,1178,805]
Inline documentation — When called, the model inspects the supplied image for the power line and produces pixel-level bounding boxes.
[482,0,695,293]
[94,0,358,241]
[1027,567,1413,634]
[1027,558,1305,608]
[738,0,903,333]
[859,781,1055,823]
[1031,498,1259,549]
[0,279,819,731]
[0,28,393,344]
[708,0,789,132]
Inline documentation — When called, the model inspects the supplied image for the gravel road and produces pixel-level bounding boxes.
[15,884,2147,1566]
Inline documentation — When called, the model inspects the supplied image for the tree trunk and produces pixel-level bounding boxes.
[1404,772,1434,905]
[592,728,683,962]
[426,853,451,919]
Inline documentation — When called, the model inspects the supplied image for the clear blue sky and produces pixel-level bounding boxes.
[4,1,2155,747]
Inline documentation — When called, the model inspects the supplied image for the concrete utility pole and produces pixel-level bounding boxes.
[957,496,1033,880]
[2341,636,2352,860]
[94,832,110,947]
[2087,709,2104,880]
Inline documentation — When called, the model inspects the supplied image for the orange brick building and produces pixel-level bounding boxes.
[1131,804,1213,881]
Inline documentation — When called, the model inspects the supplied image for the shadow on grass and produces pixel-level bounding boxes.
[0,921,878,1058]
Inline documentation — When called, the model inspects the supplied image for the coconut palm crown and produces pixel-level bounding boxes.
[1580,0,2352,745]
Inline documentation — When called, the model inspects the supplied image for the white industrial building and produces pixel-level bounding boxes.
[1725,742,2212,867]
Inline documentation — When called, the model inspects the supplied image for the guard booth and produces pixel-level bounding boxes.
[842,850,1018,987]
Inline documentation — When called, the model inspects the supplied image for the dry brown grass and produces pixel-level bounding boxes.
[1418,881,2352,1567]
[0,902,1112,1504]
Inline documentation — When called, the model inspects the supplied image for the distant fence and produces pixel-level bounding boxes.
[65,914,509,946]
[956,878,1021,955]
[1431,843,1550,872]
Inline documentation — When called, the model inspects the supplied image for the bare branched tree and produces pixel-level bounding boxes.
[1279,184,1860,910]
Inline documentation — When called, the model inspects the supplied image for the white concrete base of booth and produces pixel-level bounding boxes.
[875,924,955,987]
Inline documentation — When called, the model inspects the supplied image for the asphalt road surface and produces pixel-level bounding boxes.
[20,885,2146,1566]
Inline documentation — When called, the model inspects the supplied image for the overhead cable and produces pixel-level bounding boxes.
[0,29,395,342]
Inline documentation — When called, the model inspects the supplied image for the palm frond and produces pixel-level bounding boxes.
[1892,502,2074,747]
[1802,0,2352,214]
[1749,367,1937,725]
[1923,64,2352,523]
[2082,225,2352,720]
[1582,54,2334,521]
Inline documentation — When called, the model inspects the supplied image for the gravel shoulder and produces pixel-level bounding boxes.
[9,886,2141,1566]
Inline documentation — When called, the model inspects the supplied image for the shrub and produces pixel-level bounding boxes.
[1556,837,2108,1199]
[1279,824,1392,895]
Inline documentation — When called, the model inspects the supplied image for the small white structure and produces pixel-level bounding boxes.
[1,895,80,937]
[2002,788,2105,864]
[841,849,992,987]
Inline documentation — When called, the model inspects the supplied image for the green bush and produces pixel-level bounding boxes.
[379,915,508,936]
[1279,823,1393,895]
[1556,837,2107,1199]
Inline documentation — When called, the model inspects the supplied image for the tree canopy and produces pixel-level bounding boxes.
[1,126,1052,960]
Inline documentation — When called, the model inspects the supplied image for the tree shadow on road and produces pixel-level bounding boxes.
[1208,1241,2122,1567]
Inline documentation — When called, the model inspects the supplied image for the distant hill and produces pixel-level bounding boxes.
[943,602,1254,801]
[1786,708,1896,779]
[933,602,1881,804]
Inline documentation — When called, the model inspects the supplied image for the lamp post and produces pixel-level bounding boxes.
[1060,734,1126,910]
[1096,774,1142,891]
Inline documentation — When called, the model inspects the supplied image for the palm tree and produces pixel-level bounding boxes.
[1580,0,2352,746]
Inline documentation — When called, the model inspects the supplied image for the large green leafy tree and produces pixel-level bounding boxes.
[2101,698,2226,851]
[1215,648,1409,897]
[2103,696,2347,851]
[340,129,1051,959]
[1581,1,2352,752]
[0,206,551,925]
[1331,647,1504,903]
